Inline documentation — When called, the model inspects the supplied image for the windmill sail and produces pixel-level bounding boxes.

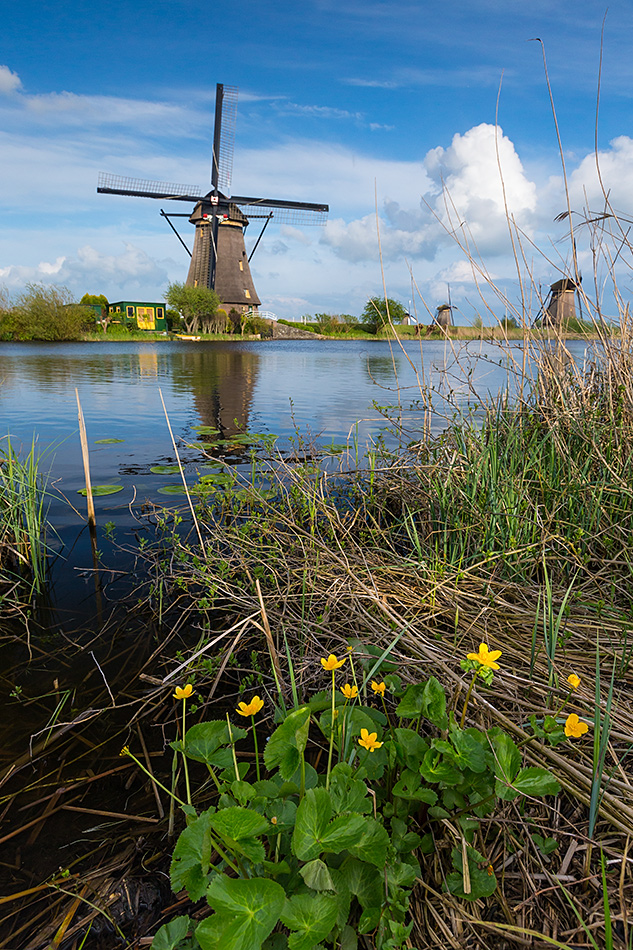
[212,84,238,194]
[97,173,203,203]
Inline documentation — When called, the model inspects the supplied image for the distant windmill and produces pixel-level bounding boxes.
[98,84,329,313]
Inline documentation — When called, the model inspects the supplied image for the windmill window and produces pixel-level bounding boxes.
[239,260,244,271]
[244,289,251,298]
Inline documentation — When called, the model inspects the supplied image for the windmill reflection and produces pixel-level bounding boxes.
[169,346,260,438]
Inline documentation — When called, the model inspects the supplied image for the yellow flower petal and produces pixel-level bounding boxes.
[358,727,383,752]
[340,684,358,699]
[371,681,386,696]
[174,683,194,700]
[466,643,502,670]
[564,713,589,738]
[236,695,264,717]
[567,673,581,691]
[321,653,346,671]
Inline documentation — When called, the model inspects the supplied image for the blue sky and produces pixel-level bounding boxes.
[1,0,633,322]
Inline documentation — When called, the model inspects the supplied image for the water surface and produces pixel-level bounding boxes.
[0,337,591,615]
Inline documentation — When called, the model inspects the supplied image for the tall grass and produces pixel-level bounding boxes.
[0,436,48,601]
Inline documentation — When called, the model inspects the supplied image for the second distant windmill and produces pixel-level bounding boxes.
[98,84,329,312]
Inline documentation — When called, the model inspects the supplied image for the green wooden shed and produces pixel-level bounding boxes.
[108,301,167,331]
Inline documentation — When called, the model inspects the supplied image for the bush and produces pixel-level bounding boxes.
[0,284,93,341]
[244,313,272,337]
[165,308,182,331]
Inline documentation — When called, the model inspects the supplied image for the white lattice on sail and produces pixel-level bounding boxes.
[216,85,238,194]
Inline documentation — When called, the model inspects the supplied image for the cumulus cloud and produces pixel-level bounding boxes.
[0,244,170,296]
[321,123,538,267]
[568,136,633,213]
[0,65,21,95]
[423,123,537,246]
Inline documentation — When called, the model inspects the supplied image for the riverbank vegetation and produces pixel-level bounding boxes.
[0,438,48,615]
[4,330,630,948]
[113,324,628,949]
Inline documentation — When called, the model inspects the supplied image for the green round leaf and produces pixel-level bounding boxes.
[157,484,189,495]
[94,438,125,444]
[77,485,124,496]
[150,464,182,475]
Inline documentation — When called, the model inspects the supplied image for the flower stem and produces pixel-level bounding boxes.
[182,698,192,806]
[252,714,261,782]
[227,713,241,782]
[124,749,188,808]
[460,672,479,728]
[326,669,335,790]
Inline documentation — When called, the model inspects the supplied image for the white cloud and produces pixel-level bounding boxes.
[0,65,21,95]
[321,123,538,268]
[0,244,170,297]
[273,102,364,122]
[424,124,537,247]
[568,135,633,213]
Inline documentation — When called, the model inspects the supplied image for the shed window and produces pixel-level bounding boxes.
[157,307,164,319]
[127,306,134,317]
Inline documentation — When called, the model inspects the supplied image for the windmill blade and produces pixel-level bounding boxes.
[97,172,204,203]
[231,195,329,227]
[212,84,238,194]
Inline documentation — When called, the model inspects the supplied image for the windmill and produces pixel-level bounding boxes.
[98,84,328,313]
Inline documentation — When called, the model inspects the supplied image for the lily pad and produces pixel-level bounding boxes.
[323,443,348,454]
[187,441,214,452]
[157,484,189,496]
[95,438,125,444]
[197,473,234,485]
[192,425,220,435]
[228,432,267,444]
[150,465,182,475]
[77,485,124,496]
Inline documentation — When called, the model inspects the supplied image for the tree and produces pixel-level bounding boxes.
[314,313,340,334]
[80,293,109,313]
[361,297,409,332]
[166,282,222,334]
[80,293,111,331]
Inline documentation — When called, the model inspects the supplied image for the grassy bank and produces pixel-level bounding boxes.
[111,329,631,949]
[3,334,633,948]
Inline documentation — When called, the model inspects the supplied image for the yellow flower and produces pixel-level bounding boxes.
[467,643,502,670]
[321,654,346,671]
[271,816,278,825]
[174,683,194,700]
[340,684,358,699]
[567,673,581,691]
[236,695,264,717]
[564,713,589,738]
[119,745,130,757]
[358,728,383,752]
[371,681,386,696]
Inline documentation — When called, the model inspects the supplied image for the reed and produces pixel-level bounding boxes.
[0,436,48,604]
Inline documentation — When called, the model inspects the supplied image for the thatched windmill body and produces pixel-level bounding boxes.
[98,84,328,313]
